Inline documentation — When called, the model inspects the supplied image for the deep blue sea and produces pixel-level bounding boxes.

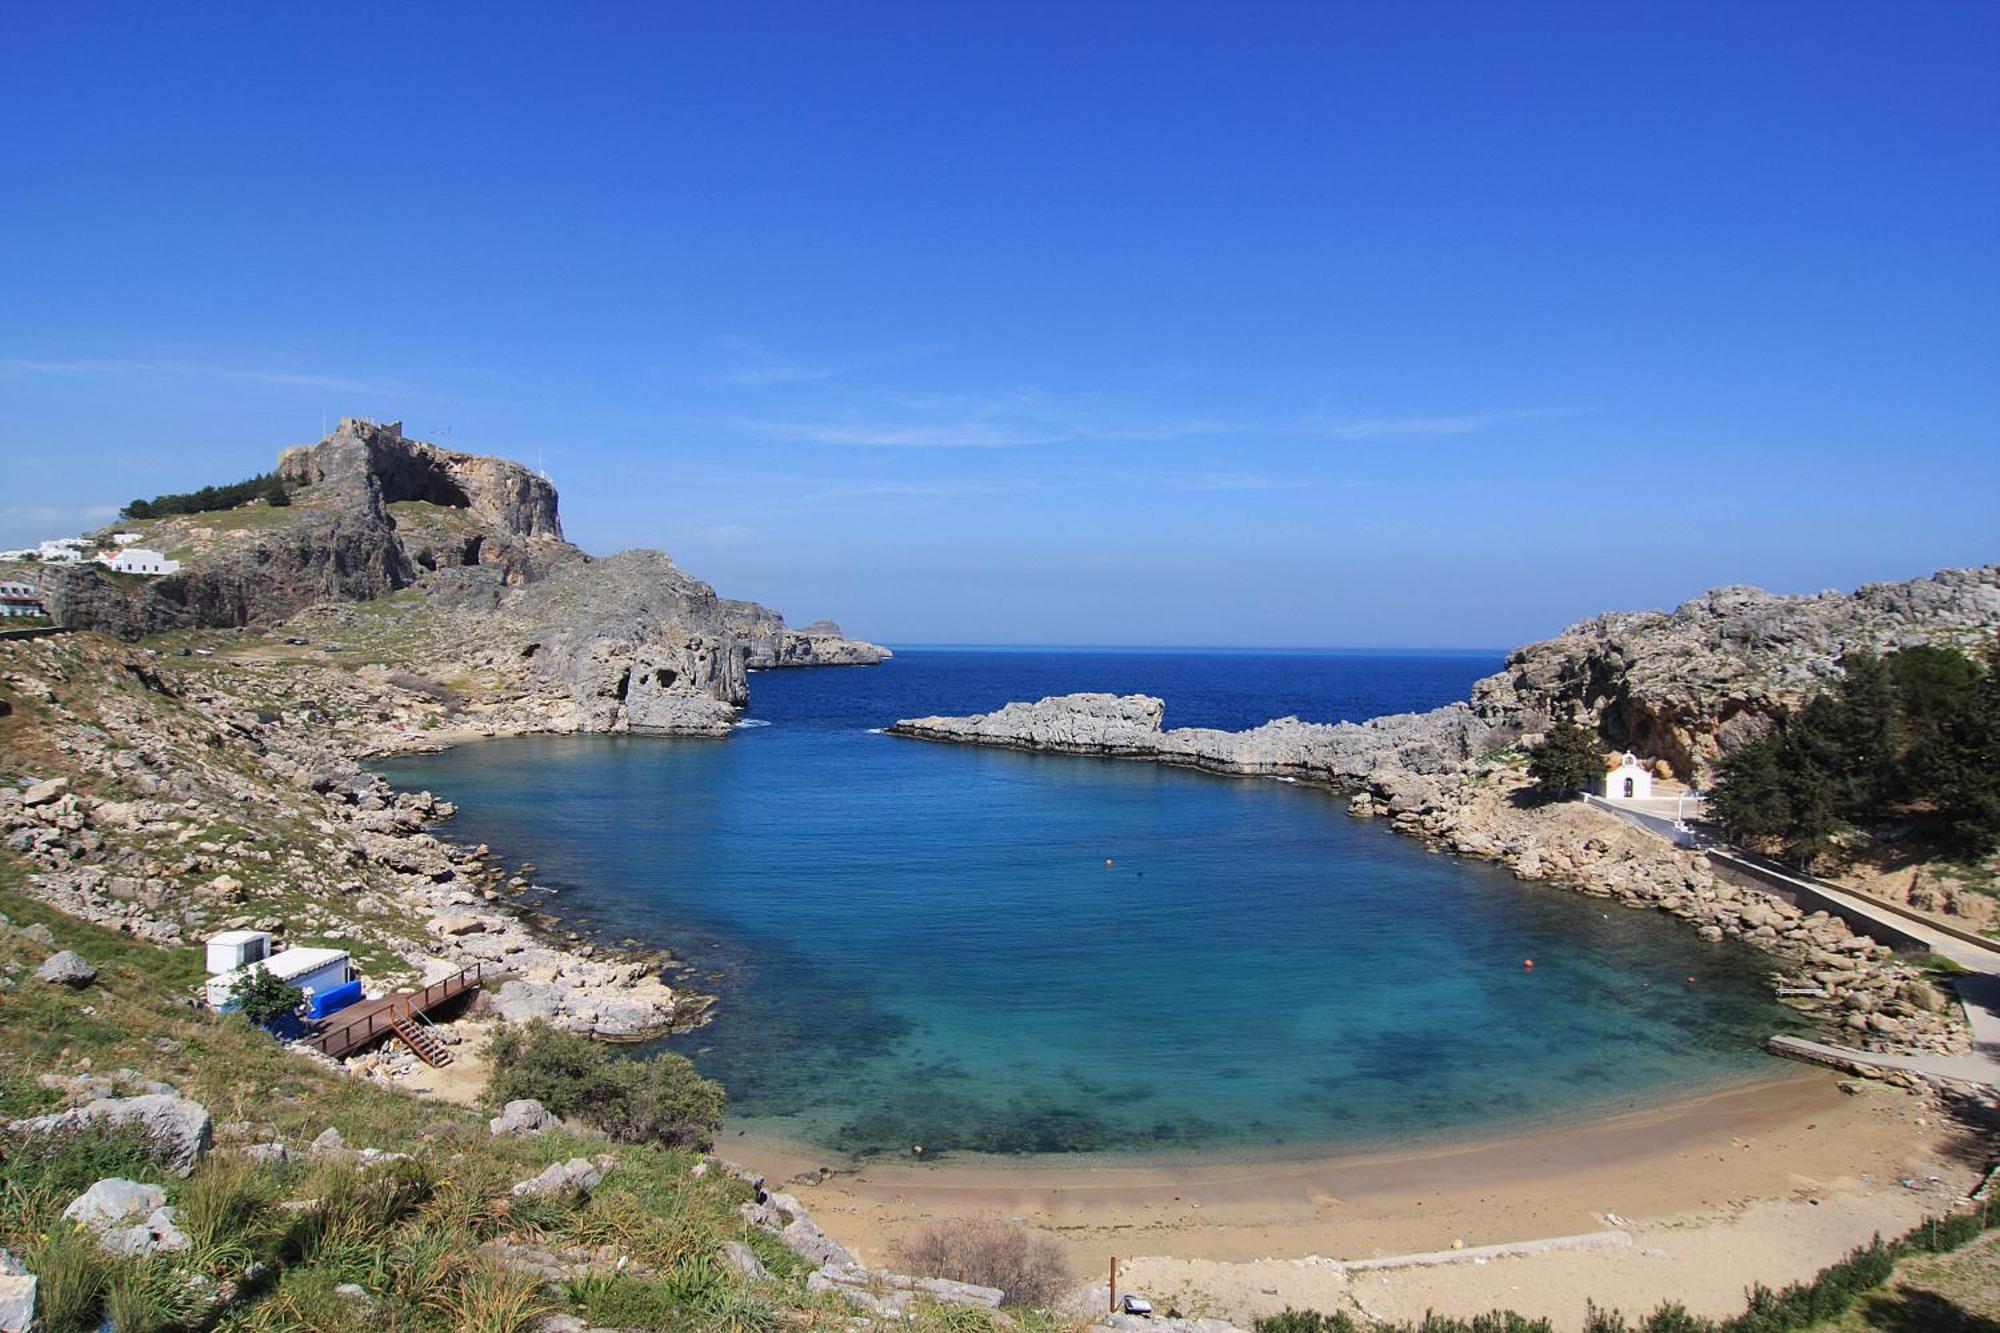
[379,649,1803,1161]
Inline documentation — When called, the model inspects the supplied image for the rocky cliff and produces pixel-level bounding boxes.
[892,566,2000,790]
[1470,567,2000,779]
[8,417,887,733]
[277,418,564,541]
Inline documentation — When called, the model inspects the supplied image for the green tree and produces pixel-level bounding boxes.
[261,474,291,507]
[1932,638,2000,855]
[1526,720,1602,798]
[1707,733,1791,842]
[231,968,304,1027]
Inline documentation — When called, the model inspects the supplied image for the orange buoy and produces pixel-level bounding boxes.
[1685,975,1697,986]
[1523,959,1535,970]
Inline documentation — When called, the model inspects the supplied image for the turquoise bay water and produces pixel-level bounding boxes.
[379,649,1803,1160]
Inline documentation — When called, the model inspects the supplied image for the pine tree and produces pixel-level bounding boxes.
[1527,720,1602,799]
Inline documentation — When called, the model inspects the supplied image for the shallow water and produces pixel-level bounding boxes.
[379,649,1805,1159]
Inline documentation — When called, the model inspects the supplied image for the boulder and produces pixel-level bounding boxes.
[62,1178,164,1230]
[35,950,96,988]
[488,1099,558,1137]
[719,1240,768,1279]
[10,1093,212,1175]
[0,1273,32,1333]
[20,778,68,807]
[511,1156,605,1198]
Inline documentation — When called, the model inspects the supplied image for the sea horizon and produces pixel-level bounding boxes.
[880,643,1508,657]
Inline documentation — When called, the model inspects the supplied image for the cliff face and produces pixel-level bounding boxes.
[891,566,2000,792]
[277,418,563,541]
[12,417,888,733]
[1470,567,2000,778]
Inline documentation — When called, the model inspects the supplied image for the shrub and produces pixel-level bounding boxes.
[232,966,306,1027]
[485,1020,724,1151]
[1256,1313,1362,1333]
[898,1218,1071,1309]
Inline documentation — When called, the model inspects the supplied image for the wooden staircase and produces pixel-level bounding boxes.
[391,1015,453,1067]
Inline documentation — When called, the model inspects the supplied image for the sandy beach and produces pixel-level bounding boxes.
[726,1069,1980,1328]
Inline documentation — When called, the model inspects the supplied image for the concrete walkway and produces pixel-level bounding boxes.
[1723,855,2000,1086]
[1580,801,2000,1089]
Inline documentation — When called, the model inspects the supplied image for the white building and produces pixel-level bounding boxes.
[203,931,354,1012]
[35,538,90,564]
[0,581,46,618]
[100,547,180,576]
[1601,751,1655,801]
[110,532,142,545]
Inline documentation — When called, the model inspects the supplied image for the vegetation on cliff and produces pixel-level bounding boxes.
[120,472,289,520]
[1707,643,2000,868]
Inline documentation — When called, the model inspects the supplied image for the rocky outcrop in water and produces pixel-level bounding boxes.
[725,604,893,669]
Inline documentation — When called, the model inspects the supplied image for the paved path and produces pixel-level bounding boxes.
[1580,801,2000,1089]
[1721,855,2000,1086]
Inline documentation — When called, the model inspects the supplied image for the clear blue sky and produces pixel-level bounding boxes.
[3,3,1995,648]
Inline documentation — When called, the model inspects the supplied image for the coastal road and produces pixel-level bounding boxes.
[1765,868,2000,1088]
[1583,800,2000,1088]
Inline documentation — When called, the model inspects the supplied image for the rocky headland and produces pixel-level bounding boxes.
[13,417,889,737]
[890,567,2000,1080]
[0,419,894,1050]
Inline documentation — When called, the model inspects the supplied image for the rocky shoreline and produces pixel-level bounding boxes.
[0,625,875,1055]
[887,574,2000,1083]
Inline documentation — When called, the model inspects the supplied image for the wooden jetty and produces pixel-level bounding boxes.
[309,963,483,1065]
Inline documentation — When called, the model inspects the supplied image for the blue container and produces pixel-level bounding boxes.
[307,979,362,1020]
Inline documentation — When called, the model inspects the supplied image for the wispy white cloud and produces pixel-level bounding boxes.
[0,356,410,397]
[711,390,1243,449]
[708,381,1570,451]
[714,336,864,387]
[1300,407,1577,440]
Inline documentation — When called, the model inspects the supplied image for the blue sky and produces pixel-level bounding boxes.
[3,3,1995,648]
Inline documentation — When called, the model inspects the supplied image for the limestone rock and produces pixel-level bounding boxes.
[62,1178,165,1230]
[719,1240,768,1279]
[61,1178,189,1255]
[11,1092,212,1175]
[511,1156,606,1198]
[488,1099,558,1137]
[21,778,68,807]
[35,949,96,987]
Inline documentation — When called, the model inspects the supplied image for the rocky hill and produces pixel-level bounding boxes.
[8,418,889,733]
[894,567,2000,787]
[1472,566,2000,779]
